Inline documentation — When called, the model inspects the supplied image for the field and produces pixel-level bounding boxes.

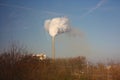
[0,45,120,80]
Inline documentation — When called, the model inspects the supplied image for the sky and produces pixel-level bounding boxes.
[0,0,120,62]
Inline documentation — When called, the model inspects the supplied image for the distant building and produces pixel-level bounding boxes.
[33,53,46,60]
[106,65,111,70]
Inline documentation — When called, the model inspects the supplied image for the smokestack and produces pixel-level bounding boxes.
[52,37,55,61]
[44,17,71,61]
[44,17,84,61]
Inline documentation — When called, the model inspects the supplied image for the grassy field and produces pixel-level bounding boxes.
[0,45,120,80]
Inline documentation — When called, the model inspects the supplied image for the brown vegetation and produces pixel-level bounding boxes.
[0,45,120,80]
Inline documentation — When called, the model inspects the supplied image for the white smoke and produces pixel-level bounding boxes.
[44,17,87,59]
[44,17,71,37]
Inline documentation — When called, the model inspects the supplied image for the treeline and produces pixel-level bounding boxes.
[0,45,120,80]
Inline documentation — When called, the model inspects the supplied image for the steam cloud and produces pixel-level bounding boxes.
[44,17,71,37]
[44,17,85,60]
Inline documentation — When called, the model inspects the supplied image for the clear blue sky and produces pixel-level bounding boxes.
[0,0,120,62]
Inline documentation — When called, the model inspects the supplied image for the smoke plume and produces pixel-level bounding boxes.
[44,17,71,37]
[44,17,86,60]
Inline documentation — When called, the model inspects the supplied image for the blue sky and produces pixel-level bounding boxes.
[0,0,120,62]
